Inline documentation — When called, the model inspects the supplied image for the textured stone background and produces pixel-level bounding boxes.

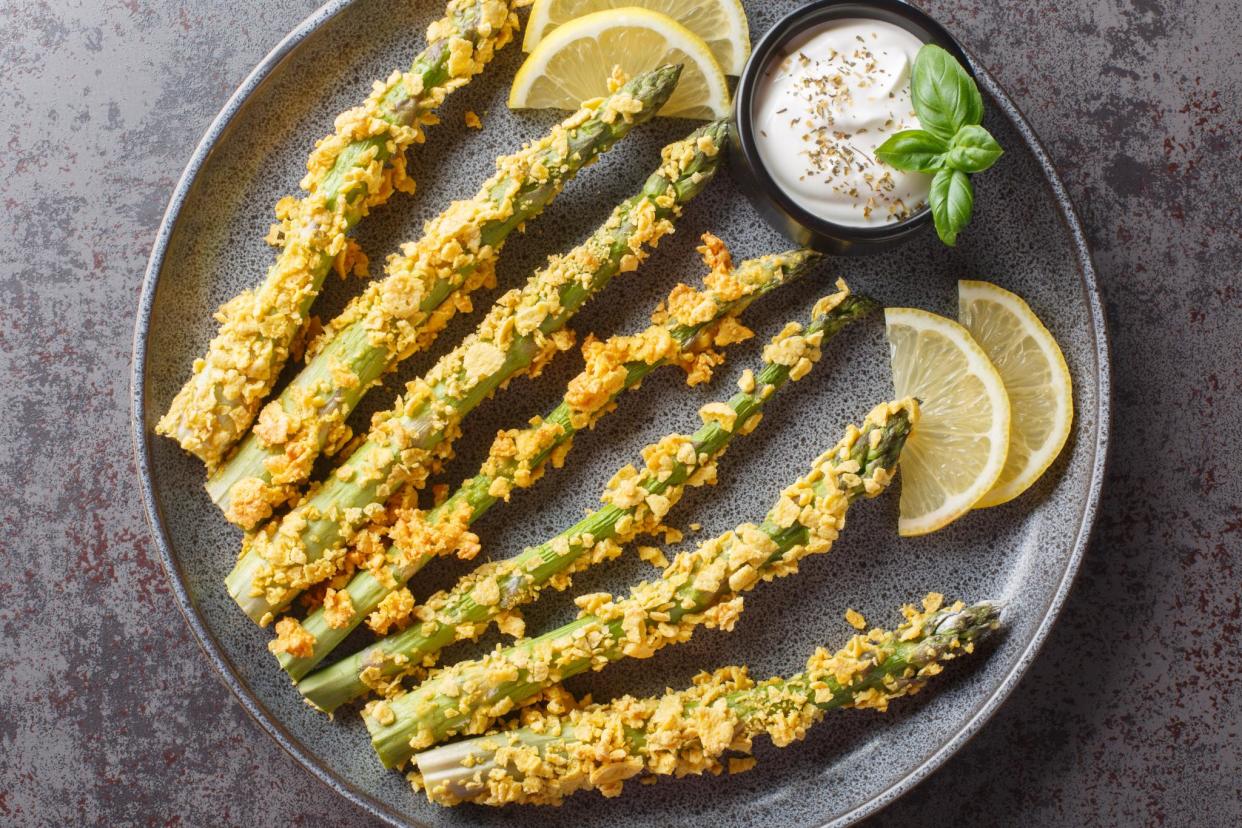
[1,0,1238,825]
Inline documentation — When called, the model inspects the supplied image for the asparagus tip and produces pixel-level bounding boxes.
[632,63,683,105]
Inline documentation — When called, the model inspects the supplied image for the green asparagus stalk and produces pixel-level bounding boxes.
[229,121,728,626]
[205,66,685,528]
[365,398,919,767]
[275,243,827,683]
[416,596,1001,805]
[158,0,522,468]
[297,285,877,710]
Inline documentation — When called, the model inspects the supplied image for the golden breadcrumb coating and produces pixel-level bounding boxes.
[369,400,918,756]
[238,129,717,616]
[421,593,980,806]
[159,0,520,468]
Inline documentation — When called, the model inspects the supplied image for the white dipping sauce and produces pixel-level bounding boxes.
[752,19,932,227]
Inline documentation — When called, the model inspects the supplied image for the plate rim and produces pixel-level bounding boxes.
[129,2,1112,825]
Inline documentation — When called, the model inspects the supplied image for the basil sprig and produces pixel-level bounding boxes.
[876,45,1002,246]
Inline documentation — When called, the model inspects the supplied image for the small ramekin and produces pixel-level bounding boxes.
[730,0,976,255]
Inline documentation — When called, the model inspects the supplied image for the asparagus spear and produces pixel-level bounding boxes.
[158,0,522,468]
[229,121,728,626]
[416,596,1001,805]
[296,285,877,710]
[365,398,919,767]
[276,242,827,683]
[205,66,684,528]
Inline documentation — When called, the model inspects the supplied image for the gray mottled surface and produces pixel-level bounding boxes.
[0,2,1237,828]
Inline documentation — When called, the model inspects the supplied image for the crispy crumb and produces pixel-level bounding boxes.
[368,587,416,635]
[268,616,315,659]
[637,545,669,569]
[322,588,356,629]
[729,757,757,774]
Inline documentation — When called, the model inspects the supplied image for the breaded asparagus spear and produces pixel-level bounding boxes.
[159,0,523,468]
[296,283,877,710]
[416,596,1001,805]
[204,66,685,526]
[275,240,824,683]
[365,398,919,767]
[228,121,728,626]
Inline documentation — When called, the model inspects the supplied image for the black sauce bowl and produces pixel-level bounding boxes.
[730,0,975,255]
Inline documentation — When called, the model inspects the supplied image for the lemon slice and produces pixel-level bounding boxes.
[523,0,750,75]
[958,280,1073,507]
[509,8,731,119]
[886,308,1011,536]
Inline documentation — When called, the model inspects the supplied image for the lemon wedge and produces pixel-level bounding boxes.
[886,308,1011,536]
[958,280,1073,507]
[522,0,750,75]
[509,8,731,119]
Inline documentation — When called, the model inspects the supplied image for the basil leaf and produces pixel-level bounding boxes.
[946,124,1003,173]
[929,168,974,246]
[911,45,983,141]
[876,130,949,173]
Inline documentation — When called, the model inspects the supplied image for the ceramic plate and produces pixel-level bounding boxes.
[132,1,1109,825]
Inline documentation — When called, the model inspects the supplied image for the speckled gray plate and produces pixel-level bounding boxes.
[131,1,1110,825]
